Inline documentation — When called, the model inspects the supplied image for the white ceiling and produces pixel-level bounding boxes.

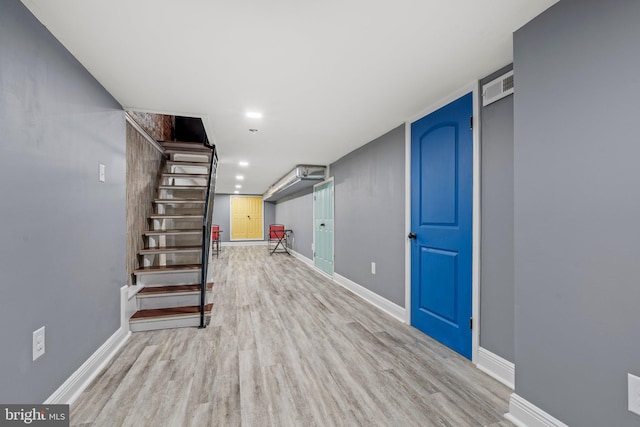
[22,0,557,195]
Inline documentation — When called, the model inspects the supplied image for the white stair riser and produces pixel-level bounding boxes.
[151,218,202,231]
[141,253,202,267]
[135,271,200,286]
[146,235,202,248]
[137,293,202,310]
[170,153,210,163]
[166,162,209,168]
[155,206,204,215]
[157,189,206,199]
[161,177,207,186]
[130,314,210,332]
[169,165,209,174]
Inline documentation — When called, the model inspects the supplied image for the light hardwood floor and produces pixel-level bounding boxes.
[71,246,513,427]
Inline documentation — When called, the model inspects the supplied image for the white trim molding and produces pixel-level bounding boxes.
[221,240,267,247]
[477,347,515,389]
[289,248,315,268]
[471,81,481,362]
[404,81,481,362]
[334,273,406,323]
[44,327,130,405]
[290,250,406,323]
[404,120,412,325]
[122,284,141,332]
[505,393,570,427]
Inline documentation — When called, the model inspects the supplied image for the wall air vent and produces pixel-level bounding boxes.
[482,70,514,107]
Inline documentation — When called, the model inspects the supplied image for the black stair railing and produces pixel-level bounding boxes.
[199,143,218,328]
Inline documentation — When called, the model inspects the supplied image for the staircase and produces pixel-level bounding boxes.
[129,141,216,332]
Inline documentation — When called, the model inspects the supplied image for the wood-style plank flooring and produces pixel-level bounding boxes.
[71,246,513,427]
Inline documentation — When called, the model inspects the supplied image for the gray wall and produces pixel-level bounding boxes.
[274,189,314,259]
[331,125,405,306]
[264,201,276,237]
[513,0,640,425]
[212,194,231,242]
[212,194,275,242]
[0,0,125,403]
[479,65,515,363]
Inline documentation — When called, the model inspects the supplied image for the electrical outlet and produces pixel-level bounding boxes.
[33,326,45,361]
[629,374,640,416]
[99,163,106,182]
[371,262,376,275]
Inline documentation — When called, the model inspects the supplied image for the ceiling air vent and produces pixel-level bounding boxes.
[263,165,327,202]
[482,70,514,107]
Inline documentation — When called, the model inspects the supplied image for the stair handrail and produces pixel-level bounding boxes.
[199,142,217,328]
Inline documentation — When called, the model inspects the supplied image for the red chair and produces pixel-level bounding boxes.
[268,224,288,255]
[211,225,222,257]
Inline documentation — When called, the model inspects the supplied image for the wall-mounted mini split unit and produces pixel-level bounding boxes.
[482,70,514,107]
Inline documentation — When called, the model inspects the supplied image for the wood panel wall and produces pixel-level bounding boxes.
[125,122,166,284]
[127,111,173,141]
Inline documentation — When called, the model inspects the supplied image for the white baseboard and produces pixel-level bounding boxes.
[222,240,267,247]
[289,249,334,280]
[333,273,406,323]
[505,393,570,427]
[44,327,130,405]
[289,250,406,323]
[477,347,515,389]
[289,248,315,268]
[122,284,140,332]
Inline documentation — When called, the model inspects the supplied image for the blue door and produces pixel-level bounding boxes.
[410,93,473,359]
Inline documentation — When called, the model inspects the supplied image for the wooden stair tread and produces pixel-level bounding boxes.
[160,141,209,149]
[129,139,216,332]
[154,199,205,204]
[149,213,203,219]
[163,144,211,150]
[161,173,209,178]
[167,161,210,167]
[133,264,201,274]
[158,185,207,190]
[138,282,214,295]
[143,229,201,236]
[139,245,202,254]
[130,304,213,320]
[165,148,212,156]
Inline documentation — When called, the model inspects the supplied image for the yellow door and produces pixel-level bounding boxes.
[231,196,263,240]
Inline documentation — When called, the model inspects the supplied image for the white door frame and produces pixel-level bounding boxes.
[404,81,481,363]
[312,177,335,276]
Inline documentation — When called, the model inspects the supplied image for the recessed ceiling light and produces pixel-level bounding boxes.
[236,175,244,180]
[234,190,240,194]
[249,129,258,134]
[239,161,249,167]
[235,184,242,188]
[246,112,262,119]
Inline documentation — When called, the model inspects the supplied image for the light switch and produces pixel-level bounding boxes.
[99,163,106,182]
[629,373,640,416]
[33,326,45,361]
